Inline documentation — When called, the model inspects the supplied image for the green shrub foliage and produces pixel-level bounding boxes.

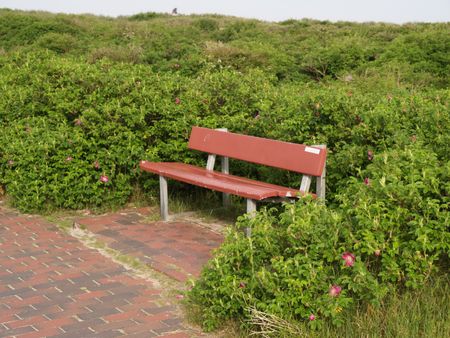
[189,144,449,331]
[1,51,448,211]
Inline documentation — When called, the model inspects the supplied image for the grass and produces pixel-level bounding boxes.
[324,275,450,337]
[245,274,450,337]
[161,186,247,224]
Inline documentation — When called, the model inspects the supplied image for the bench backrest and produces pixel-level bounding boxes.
[188,127,326,177]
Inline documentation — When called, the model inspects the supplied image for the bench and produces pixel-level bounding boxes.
[140,127,327,226]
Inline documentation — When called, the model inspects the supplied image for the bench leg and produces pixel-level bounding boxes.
[221,155,230,207]
[316,166,326,201]
[159,176,169,221]
[223,193,230,207]
[245,199,257,237]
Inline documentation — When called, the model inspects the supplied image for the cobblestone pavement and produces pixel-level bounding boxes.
[0,205,224,337]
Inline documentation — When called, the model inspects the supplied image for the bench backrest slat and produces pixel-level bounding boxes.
[188,127,326,177]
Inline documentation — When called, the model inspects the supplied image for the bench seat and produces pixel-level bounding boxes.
[140,161,310,201]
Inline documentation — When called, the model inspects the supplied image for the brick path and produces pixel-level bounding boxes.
[75,211,223,283]
[0,206,224,337]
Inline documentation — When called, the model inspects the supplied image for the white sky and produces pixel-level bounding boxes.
[0,0,449,23]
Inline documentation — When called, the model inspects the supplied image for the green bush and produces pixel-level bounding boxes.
[127,12,167,21]
[0,11,81,49]
[88,45,144,64]
[34,32,80,54]
[379,28,450,86]
[1,10,448,87]
[0,51,448,211]
[188,144,449,331]
[195,18,219,32]
[300,36,372,79]
[0,113,142,212]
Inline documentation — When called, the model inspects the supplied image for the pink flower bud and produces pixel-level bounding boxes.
[175,97,181,105]
[342,252,356,267]
[100,175,109,183]
[364,177,370,186]
[329,285,342,297]
[309,314,315,321]
[239,282,246,288]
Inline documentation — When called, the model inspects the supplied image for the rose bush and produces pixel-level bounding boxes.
[1,52,448,212]
[188,144,449,331]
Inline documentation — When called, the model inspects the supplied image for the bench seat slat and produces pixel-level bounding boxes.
[140,161,314,201]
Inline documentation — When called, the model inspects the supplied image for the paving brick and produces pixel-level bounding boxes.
[140,305,177,315]
[57,327,97,337]
[60,317,107,333]
[12,327,62,338]
[75,289,109,301]
[123,331,158,337]
[1,325,37,336]
[77,306,122,321]
[162,317,184,327]
[92,318,139,333]
[3,315,47,330]
[160,333,191,338]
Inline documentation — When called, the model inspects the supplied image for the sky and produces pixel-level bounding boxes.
[0,0,449,23]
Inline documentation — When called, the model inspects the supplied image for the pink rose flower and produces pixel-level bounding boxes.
[100,175,109,183]
[66,156,73,162]
[329,285,342,297]
[175,97,181,105]
[342,252,356,267]
[309,314,315,321]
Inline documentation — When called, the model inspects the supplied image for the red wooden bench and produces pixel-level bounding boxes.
[140,127,327,225]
